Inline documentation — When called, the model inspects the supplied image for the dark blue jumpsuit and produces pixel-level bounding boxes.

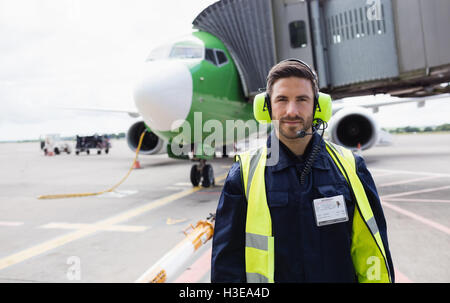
[211,132,395,282]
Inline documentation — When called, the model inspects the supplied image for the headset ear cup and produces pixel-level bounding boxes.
[253,92,272,124]
[265,93,272,119]
[314,92,332,123]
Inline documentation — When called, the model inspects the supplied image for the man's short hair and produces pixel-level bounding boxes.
[266,60,319,100]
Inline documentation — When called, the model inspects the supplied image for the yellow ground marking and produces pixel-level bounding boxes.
[166,218,187,225]
[0,173,228,271]
[40,223,149,233]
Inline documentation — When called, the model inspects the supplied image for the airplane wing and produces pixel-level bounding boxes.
[55,106,140,118]
[332,93,450,113]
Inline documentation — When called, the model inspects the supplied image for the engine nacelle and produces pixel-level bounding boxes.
[328,107,379,151]
[127,121,166,155]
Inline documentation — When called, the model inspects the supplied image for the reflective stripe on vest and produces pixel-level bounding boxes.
[238,142,392,283]
[237,148,274,283]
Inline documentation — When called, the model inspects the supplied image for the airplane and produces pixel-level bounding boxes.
[127,29,450,188]
[61,0,450,188]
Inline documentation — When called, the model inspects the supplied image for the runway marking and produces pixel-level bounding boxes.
[97,190,138,198]
[395,268,413,283]
[0,221,24,227]
[174,182,193,186]
[166,217,187,225]
[0,173,228,272]
[382,200,450,235]
[371,171,398,178]
[371,168,450,178]
[39,222,148,232]
[377,175,441,188]
[174,247,212,283]
[164,186,186,191]
[196,191,222,194]
[383,198,450,204]
[381,185,450,199]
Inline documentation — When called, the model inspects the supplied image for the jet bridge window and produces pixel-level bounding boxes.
[289,20,307,48]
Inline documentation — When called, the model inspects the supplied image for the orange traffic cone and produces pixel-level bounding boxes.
[133,160,141,169]
[356,143,362,156]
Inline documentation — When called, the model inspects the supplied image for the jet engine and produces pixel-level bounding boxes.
[328,107,379,151]
[126,121,166,155]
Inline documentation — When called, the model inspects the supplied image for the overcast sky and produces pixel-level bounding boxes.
[0,0,449,141]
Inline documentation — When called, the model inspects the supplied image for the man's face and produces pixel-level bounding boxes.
[270,77,315,140]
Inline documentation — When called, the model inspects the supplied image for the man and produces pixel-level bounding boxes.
[211,59,395,283]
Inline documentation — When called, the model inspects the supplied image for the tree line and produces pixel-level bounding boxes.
[386,123,450,134]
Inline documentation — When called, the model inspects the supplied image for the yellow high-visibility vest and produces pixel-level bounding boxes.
[236,141,392,283]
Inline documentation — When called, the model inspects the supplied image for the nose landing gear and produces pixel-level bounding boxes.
[190,159,215,187]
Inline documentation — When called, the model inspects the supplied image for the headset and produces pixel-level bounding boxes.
[253,58,332,138]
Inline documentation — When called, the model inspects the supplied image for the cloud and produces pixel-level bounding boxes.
[0,0,217,140]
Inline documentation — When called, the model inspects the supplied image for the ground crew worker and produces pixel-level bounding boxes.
[211,59,395,283]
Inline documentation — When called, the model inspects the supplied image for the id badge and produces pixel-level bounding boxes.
[313,195,349,226]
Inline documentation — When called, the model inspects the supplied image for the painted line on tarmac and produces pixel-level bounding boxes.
[0,221,24,227]
[39,222,149,232]
[395,268,413,283]
[383,198,450,204]
[371,168,450,178]
[371,171,398,178]
[381,185,450,199]
[377,175,442,188]
[382,200,450,235]
[0,173,228,272]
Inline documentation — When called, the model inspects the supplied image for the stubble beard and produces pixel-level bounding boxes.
[277,115,314,140]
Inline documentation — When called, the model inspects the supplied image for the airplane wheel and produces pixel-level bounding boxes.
[190,164,201,187]
[222,145,229,158]
[201,164,215,188]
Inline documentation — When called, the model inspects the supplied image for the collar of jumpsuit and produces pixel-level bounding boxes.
[267,130,331,173]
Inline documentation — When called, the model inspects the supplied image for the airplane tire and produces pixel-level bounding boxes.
[190,164,201,187]
[201,164,215,188]
[222,145,229,158]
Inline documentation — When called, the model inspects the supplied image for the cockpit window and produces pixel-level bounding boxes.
[146,35,205,62]
[215,50,228,65]
[204,48,229,67]
[169,45,203,59]
[205,48,217,65]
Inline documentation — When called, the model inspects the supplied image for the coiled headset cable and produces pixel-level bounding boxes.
[299,120,328,185]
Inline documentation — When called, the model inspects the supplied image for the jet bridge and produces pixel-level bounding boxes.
[193,0,450,99]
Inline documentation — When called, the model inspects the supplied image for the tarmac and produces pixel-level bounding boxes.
[0,133,449,283]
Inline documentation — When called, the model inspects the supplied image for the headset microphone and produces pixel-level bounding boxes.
[296,130,314,138]
[296,120,327,138]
